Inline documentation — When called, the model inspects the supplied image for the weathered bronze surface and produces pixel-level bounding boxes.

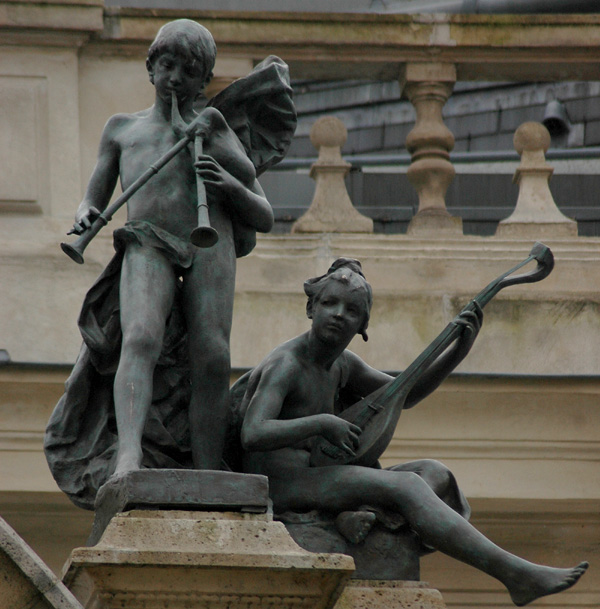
[44,19,295,508]
[236,256,587,604]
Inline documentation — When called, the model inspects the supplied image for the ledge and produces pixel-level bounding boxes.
[0,0,104,46]
[93,10,600,81]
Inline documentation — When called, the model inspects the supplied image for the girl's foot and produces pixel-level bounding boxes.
[507,561,588,606]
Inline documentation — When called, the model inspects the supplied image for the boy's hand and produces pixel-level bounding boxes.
[185,107,226,141]
[68,207,101,235]
[319,414,362,457]
[194,154,243,201]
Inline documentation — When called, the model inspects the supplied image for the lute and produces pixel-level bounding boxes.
[309,242,554,468]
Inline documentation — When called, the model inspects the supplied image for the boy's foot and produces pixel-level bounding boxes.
[112,449,143,477]
[507,561,588,606]
[335,510,377,544]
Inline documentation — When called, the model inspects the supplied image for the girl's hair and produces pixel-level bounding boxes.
[147,19,217,85]
[304,258,373,341]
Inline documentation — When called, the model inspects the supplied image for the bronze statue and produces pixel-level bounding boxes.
[237,257,588,607]
[44,19,295,506]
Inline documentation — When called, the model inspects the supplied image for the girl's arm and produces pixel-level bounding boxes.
[404,305,483,408]
[241,357,361,455]
[343,351,394,397]
[343,306,482,411]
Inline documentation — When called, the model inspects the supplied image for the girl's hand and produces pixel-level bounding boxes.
[319,414,362,456]
[453,301,483,355]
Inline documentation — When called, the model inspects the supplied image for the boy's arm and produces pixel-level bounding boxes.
[70,116,122,234]
[241,357,361,455]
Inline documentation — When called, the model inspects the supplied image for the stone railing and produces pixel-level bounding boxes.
[291,115,577,239]
[95,9,600,238]
[3,6,600,233]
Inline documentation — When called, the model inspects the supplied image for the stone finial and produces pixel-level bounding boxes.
[496,122,577,238]
[291,116,373,234]
[401,63,462,236]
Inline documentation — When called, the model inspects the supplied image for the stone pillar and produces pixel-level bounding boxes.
[496,122,577,238]
[400,63,462,236]
[292,116,373,234]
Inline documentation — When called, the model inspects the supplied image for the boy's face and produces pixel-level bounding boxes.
[149,51,207,106]
[310,279,368,347]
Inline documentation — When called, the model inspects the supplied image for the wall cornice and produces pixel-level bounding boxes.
[93,9,600,81]
[0,0,104,46]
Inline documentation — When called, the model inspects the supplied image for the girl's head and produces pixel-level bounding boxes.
[147,19,217,86]
[304,258,373,341]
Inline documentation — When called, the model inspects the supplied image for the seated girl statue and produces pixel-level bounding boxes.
[236,258,587,607]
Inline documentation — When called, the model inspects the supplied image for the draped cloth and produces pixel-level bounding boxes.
[44,57,296,510]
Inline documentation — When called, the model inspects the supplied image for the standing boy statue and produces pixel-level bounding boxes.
[45,20,295,508]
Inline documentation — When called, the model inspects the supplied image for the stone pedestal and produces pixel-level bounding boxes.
[334,580,446,609]
[88,469,269,546]
[63,510,354,609]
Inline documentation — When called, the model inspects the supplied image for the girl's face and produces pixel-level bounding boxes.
[310,280,368,346]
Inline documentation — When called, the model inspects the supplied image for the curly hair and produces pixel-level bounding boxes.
[146,19,217,86]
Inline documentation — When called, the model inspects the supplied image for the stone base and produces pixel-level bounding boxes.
[495,220,578,238]
[292,210,374,234]
[89,469,269,546]
[63,510,354,609]
[282,514,423,580]
[334,580,446,609]
[406,211,462,235]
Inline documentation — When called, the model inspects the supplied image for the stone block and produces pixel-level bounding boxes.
[334,580,446,609]
[89,469,269,546]
[0,76,47,212]
[64,510,354,609]
[282,513,423,580]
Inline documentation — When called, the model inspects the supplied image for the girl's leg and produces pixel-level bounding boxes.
[113,244,176,475]
[273,466,587,607]
[387,459,471,519]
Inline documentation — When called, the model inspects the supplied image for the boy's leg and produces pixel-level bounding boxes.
[271,466,587,607]
[182,250,235,470]
[113,243,176,475]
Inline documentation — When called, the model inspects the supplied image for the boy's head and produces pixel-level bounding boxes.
[304,258,373,342]
[146,19,217,87]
